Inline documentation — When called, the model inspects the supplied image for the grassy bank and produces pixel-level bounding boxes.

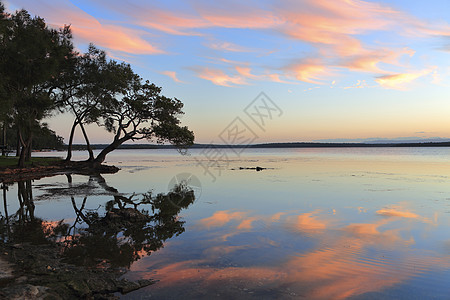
[0,156,62,169]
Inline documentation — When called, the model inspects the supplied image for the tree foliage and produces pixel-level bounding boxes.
[94,75,194,164]
[0,4,74,165]
[58,45,134,161]
[2,123,64,151]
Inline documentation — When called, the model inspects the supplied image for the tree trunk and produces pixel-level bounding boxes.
[18,180,34,221]
[26,134,32,161]
[25,180,34,220]
[71,196,90,225]
[79,122,94,161]
[18,130,26,168]
[17,132,32,168]
[16,128,20,157]
[66,173,73,184]
[94,136,129,165]
[2,184,9,229]
[93,174,119,193]
[1,123,6,156]
[17,182,24,222]
[65,119,78,161]
[18,145,27,168]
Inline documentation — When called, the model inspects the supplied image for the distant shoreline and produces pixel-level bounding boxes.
[62,141,450,151]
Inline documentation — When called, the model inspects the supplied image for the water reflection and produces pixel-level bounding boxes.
[0,180,53,245]
[125,206,450,299]
[4,148,450,299]
[0,175,195,270]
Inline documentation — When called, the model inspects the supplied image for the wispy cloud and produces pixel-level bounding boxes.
[342,80,370,89]
[234,65,293,84]
[284,59,332,84]
[8,0,163,55]
[160,70,184,83]
[9,0,450,87]
[343,48,415,73]
[192,62,292,86]
[206,41,253,52]
[375,68,434,89]
[192,67,248,87]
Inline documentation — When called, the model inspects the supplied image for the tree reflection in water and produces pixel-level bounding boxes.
[0,175,195,269]
[0,180,65,245]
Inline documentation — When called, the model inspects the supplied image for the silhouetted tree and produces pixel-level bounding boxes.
[1,122,63,152]
[60,44,194,165]
[58,45,134,161]
[0,7,74,166]
[94,77,194,164]
[0,2,12,156]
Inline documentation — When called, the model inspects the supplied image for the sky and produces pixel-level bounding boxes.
[4,0,450,144]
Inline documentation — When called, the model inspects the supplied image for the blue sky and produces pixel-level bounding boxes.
[5,0,450,143]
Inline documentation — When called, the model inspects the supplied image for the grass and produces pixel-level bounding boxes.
[0,156,62,169]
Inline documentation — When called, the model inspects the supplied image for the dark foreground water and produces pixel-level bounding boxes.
[1,148,450,299]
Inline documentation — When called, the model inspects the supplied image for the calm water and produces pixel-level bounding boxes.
[2,148,450,299]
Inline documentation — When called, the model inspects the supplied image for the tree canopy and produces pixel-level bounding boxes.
[0,4,74,166]
[94,74,194,164]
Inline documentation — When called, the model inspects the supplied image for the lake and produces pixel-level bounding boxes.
[2,147,450,299]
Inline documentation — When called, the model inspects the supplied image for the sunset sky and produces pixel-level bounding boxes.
[5,0,450,144]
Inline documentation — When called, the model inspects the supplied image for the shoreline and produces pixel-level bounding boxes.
[0,161,120,184]
[0,241,154,299]
[23,141,450,152]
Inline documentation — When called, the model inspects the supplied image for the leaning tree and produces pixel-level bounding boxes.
[93,74,194,165]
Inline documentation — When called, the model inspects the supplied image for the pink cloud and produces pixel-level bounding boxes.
[234,66,257,79]
[343,48,415,73]
[10,0,163,55]
[194,64,289,87]
[73,24,163,55]
[375,68,434,89]
[9,0,450,85]
[273,0,396,55]
[283,59,332,84]
[160,71,184,83]
[193,67,248,87]
[136,9,209,36]
[235,65,293,84]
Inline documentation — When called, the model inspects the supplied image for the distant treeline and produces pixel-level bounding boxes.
[249,142,450,148]
[66,141,450,151]
[2,124,64,154]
